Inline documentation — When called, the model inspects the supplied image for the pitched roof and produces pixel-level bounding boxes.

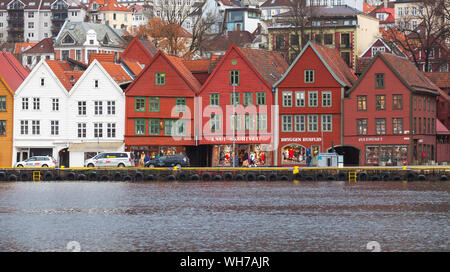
[166,55,202,91]
[119,37,158,64]
[98,61,133,84]
[45,60,82,91]
[0,52,29,92]
[424,72,450,90]
[182,59,210,73]
[363,2,376,14]
[98,0,131,12]
[202,31,255,52]
[355,57,373,75]
[23,38,54,54]
[260,0,292,8]
[436,119,450,135]
[238,47,289,86]
[89,53,115,64]
[121,59,144,77]
[139,38,158,57]
[14,43,37,54]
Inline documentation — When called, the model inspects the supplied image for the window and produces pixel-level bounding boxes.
[22,98,29,110]
[294,115,305,132]
[155,72,165,85]
[230,70,239,85]
[94,123,103,138]
[32,120,40,135]
[324,34,333,45]
[322,91,332,107]
[149,97,160,112]
[244,114,255,131]
[107,123,116,138]
[375,118,386,135]
[0,96,6,111]
[231,114,241,131]
[282,91,292,107]
[392,95,403,110]
[308,115,318,132]
[0,120,5,136]
[357,95,367,111]
[52,98,59,111]
[28,22,34,29]
[281,115,292,132]
[230,92,240,105]
[418,117,422,134]
[375,73,384,88]
[308,91,318,107]
[40,78,45,86]
[107,101,115,115]
[174,119,186,136]
[175,97,186,113]
[295,91,305,107]
[149,119,159,135]
[94,101,103,115]
[210,114,221,132]
[51,120,59,136]
[256,92,266,105]
[164,119,173,135]
[398,7,403,16]
[322,114,332,132]
[135,97,145,112]
[243,92,253,106]
[75,50,81,61]
[357,119,368,135]
[78,101,86,115]
[20,120,28,135]
[94,80,98,88]
[28,12,34,18]
[392,118,403,134]
[33,98,40,110]
[257,114,267,131]
[210,93,219,106]
[304,70,314,83]
[376,95,386,110]
[77,123,86,138]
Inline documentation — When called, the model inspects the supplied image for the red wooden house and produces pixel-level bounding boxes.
[197,44,288,167]
[119,37,158,66]
[124,51,201,164]
[274,42,357,166]
[344,53,440,166]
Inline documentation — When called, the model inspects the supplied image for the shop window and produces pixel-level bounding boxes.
[357,119,368,135]
[295,91,305,107]
[243,92,253,106]
[375,118,386,135]
[392,118,403,134]
[282,91,292,107]
[149,97,160,112]
[281,115,292,132]
[256,92,266,105]
[294,115,305,132]
[307,115,318,132]
[375,73,385,88]
[230,70,239,85]
[376,95,385,110]
[282,144,307,164]
[365,145,408,166]
[304,70,314,83]
[308,91,318,107]
[149,119,160,135]
[357,95,367,111]
[135,119,145,135]
[210,93,219,107]
[155,72,165,85]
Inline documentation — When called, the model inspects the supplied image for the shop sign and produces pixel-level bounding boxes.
[358,137,383,142]
[280,137,322,142]
[209,136,270,142]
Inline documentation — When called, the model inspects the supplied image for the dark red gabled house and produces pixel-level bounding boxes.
[120,37,158,67]
[344,53,440,166]
[124,51,201,164]
[274,42,357,166]
[197,44,288,167]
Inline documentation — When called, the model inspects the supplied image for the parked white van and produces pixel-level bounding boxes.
[84,152,134,167]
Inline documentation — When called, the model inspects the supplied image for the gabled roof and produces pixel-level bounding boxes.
[89,52,115,64]
[436,119,450,135]
[424,72,450,90]
[98,0,131,12]
[23,38,54,54]
[45,59,82,91]
[182,59,210,73]
[202,31,256,53]
[121,59,144,77]
[260,0,292,8]
[99,62,133,84]
[0,52,29,92]
[125,51,201,94]
[119,37,158,65]
[14,42,37,54]
[275,41,356,88]
[348,53,441,96]
[363,2,376,14]
[359,37,406,58]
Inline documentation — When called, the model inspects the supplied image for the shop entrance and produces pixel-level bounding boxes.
[186,145,211,167]
[59,148,69,168]
[331,146,360,166]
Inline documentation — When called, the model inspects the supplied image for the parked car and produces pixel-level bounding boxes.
[84,152,134,167]
[145,154,190,168]
[15,156,57,167]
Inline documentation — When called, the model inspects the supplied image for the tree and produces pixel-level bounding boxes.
[186,8,216,58]
[388,0,450,72]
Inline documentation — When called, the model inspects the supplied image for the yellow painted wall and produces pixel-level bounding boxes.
[0,78,14,167]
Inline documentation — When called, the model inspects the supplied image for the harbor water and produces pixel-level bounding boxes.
[0,181,448,252]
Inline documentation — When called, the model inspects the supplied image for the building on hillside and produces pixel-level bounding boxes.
[201,0,240,35]
[343,53,440,166]
[201,30,259,57]
[0,52,29,167]
[119,37,158,67]
[368,1,395,30]
[124,51,200,166]
[0,0,86,43]
[129,4,153,32]
[197,44,289,167]
[222,7,262,34]
[274,41,357,166]
[268,5,379,67]
[21,38,55,70]
[307,0,364,11]
[53,21,126,64]
[88,0,133,32]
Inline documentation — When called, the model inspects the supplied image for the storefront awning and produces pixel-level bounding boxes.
[68,142,124,152]
[436,119,450,135]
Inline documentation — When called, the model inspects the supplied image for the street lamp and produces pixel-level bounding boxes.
[232,83,237,168]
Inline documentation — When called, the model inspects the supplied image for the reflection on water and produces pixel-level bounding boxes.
[0,181,448,252]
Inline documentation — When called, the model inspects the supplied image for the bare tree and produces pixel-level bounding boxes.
[187,9,216,58]
[388,0,450,72]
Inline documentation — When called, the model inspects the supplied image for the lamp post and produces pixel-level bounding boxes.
[232,83,237,168]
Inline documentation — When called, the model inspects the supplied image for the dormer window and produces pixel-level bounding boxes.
[62,34,75,44]
[103,35,109,45]
[90,39,94,45]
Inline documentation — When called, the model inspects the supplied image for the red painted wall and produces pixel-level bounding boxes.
[361,39,392,58]
[120,40,153,66]
[125,54,196,147]
[277,46,343,166]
